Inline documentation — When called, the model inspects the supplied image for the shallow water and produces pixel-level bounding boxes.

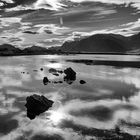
[0,54,140,140]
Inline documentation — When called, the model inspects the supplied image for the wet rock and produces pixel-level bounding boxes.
[58,81,63,83]
[25,94,54,120]
[53,81,58,84]
[64,67,76,77]
[49,68,62,76]
[58,70,63,74]
[53,81,63,84]
[64,67,76,84]
[43,77,49,85]
[49,68,57,73]
[80,80,86,84]
[53,73,59,76]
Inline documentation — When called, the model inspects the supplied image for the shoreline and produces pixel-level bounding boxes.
[0,52,139,57]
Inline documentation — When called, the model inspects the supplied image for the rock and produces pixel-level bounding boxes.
[64,67,76,77]
[58,70,63,74]
[49,68,61,76]
[53,81,58,84]
[80,80,86,84]
[25,94,54,120]
[64,67,76,84]
[40,68,43,71]
[43,77,49,85]
[49,68,57,73]
[53,73,59,76]
[53,81,63,84]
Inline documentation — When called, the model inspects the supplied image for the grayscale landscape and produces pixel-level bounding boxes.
[0,0,140,140]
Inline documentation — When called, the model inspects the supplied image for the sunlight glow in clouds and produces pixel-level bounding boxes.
[34,0,140,10]
[0,0,140,47]
[49,110,65,124]
[34,0,66,10]
[1,0,140,11]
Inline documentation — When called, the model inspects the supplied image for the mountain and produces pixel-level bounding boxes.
[59,33,140,54]
[0,44,61,56]
[23,46,48,54]
[0,33,140,56]
[0,44,21,55]
[128,32,140,50]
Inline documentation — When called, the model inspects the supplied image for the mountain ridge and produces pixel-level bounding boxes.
[0,32,140,56]
[60,33,140,53]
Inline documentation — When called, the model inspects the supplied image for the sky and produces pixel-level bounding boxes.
[0,0,140,48]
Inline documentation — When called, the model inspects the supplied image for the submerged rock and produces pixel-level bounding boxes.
[53,81,63,84]
[57,70,63,74]
[43,77,49,85]
[53,73,59,76]
[80,80,86,84]
[49,68,63,75]
[64,67,76,84]
[25,94,54,120]
[49,68,57,73]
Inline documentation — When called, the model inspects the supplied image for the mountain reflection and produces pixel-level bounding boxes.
[0,55,140,139]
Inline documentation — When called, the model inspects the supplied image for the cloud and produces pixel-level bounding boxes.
[0,114,18,135]
[69,104,137,121]
[31,133,65,140]
[34,24,69,34]
[1,0,140,11]
[67,0,140,9]
[34,0,66,10]
[33,0,140,11]
[0,17,21,27]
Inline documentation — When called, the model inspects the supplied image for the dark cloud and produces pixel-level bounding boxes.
[60,79,138,103]
[69,104,137,122]
[0,0,38,9]
[31,134,64,140]
[0,113,18,135]
[59,119,139,139]
[70,105,112,121]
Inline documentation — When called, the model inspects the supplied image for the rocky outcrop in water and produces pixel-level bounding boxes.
[80,80,86,84]
[49,68,63,76]
[43,67,86,85]
[25,94,54,120]
[43,77,49,85]
[64,67,76,84]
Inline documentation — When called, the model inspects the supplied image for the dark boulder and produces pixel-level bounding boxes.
[49,68,57,73]
[80,80,86,84]
[53,73,59,76]
[40,68,43,71]
[57,70,63,74]
[43,77,49,85]
[64,67,76,84]
[58,81,63,84]
[25,94,54,120]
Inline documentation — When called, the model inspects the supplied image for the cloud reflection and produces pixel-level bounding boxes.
[0,55,140,139]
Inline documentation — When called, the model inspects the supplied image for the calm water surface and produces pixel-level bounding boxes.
[0,55,140,140]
